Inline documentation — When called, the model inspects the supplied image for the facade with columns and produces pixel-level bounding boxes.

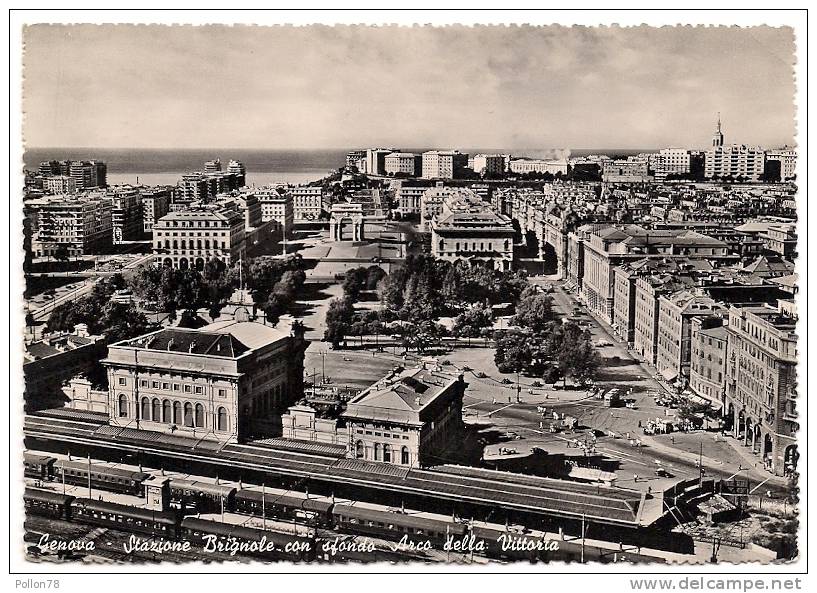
[343,365,466,468]
[724,302,798,477]
[103,319,307,444]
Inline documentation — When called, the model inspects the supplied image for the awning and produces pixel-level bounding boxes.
[660,368,678,382]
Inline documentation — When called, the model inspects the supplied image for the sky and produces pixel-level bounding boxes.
[22,24,797,150]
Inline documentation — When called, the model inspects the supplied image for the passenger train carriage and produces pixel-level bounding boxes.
[167,479,237,514]
[53,459,151,497]
[23,488,74,520]
[70,498,180,538]
[331,504,468,545]
[233,489,333,527]
[23,453,57,481]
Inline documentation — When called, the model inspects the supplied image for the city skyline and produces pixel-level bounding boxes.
[23,25,796,150]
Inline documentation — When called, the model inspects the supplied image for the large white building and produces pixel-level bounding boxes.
[44,175,77,195]
[256,188,294,237]
[704,144,766,181]
[509,158,568,176]
[472,154,507,176]
[103,319,307,444]
[650,148,692,180]
[765,149,797,181]
[287,186,326,221]
[141,187,172,235]
[343,365,466,467]
[27,194,113,257]
[429,190,516,271]
[152,207,245,270]
[384,152,421,176]
[421,150,469,179]
[703,117,765,181]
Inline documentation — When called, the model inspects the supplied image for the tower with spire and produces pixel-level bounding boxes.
[712,113,724,148]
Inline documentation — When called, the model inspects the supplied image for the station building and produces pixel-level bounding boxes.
[102,318,307,443]
[343,365,466,467]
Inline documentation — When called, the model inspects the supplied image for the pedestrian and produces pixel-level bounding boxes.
[638,420,642,428]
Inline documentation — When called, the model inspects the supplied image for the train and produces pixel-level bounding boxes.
[23,455,670,564]
[24,453,150,497]
[24,488,401,563]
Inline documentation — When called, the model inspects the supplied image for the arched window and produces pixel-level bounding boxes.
[374,443,381,461]
[401,446,410,465]
[195,403,205,428]
[152,398,161,422]
[356,441,365,459]
[172,240,178,249]
[217,407,228,432]
[162,399,171,423]
[383,444,392,463]
[180,239,186,250]
[204,239,210,249]
[118,394,128,418]
[184,402,194,427]
[172,401,181,424]
[141,397,150,419]
[164,239,170,249]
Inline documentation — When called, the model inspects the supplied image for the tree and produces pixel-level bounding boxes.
[557,322,601,386]
[511,287,554,332]
[453,303,493,338]
[324,297,355,348]
[263,293,287,325]
[494,331,533,374]
[365,265,387,290]
[177,309,205,329]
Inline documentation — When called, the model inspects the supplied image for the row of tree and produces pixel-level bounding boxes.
[341,265,387,302]
[494,286,600,385]
[377,255,528,322]
[127,255,306,323]
[46,275,151,343]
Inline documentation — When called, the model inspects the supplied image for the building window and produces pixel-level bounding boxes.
[184,385,192,393]
[383,444,392,463]
[183,402,194,427]
[374,443,381,461]
[152,398,161,422]
[401,446,410,465]
[118,394,128,418]
[218,388,227,397]
[172,401,181,424]
[217,407,228,432]
[141,397,150,419]
[118,377,126,386]
[162,399,171,423]
[195,386,203,394]
[195,403,205,428]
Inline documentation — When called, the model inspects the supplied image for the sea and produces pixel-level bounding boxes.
[23,147,649,187]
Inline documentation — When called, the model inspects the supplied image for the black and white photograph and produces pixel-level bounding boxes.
[8,8,808,586]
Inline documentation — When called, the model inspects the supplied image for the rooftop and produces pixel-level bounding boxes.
[343,366,461,425]
[113,320,289,358]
